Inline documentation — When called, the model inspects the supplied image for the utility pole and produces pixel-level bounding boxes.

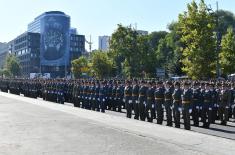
[85,35,93,53]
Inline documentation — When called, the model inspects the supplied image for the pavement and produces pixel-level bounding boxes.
[0,92,235,155]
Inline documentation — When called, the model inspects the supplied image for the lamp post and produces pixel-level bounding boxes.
[208,1,221,78]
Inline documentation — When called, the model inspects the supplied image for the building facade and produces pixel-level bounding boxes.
[0,42,9,69]
[137,30,148,36]
[27,11,85,78]
[98,36,110,51]
[9,32,40,77]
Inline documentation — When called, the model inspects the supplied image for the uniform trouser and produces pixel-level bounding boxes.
[173,108,181,128]
[156,102,164,124]
[182,107,191,130]
[139,101,146,121]
[218,106,229,124]
[74,97,80,107]
[145,102,155,122]
[91,98,96,110]
[117,100,122,112]
[111,99,117,111]
[228,107,232,120]
[125,100,132,118]
[202,107,212,127]
[133,102,139,119]
[107,98,112,110]
[192,106,199,126]
[211,106,218,123]
[81,98,85,108]
[164,102,173,126]
[100,100,106,113]
[233,106,235,119]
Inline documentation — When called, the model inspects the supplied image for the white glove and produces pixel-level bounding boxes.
[209,108,212,111]
[196,106,199,109]
[178,107,182,112]
[128,100,132,104]
[189,109,192,113]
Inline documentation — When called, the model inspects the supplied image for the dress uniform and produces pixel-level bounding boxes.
[201,83,213,128]
[99,81,107,113]
[124,81,133,118]
[132,79,140,120]
[138,81,147,121]
[146,81,155,122]
[192,82,201,127]
[164,81,173,126]
[218,83,230,125]
[181,82,193,130]
[154,81,165,124]
[172,82,182,128]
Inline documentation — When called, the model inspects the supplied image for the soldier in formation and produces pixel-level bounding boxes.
[1,78,235,131]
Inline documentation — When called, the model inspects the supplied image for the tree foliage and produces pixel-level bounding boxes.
[91,51,113,78]
[177,0,216,79]
[4,54,21,77]
[71,56,90,78]
[220,27,235,75]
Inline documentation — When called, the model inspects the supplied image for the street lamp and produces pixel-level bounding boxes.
[207,1,221,78]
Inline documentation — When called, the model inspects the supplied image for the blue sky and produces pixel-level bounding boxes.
[0,0,235,50]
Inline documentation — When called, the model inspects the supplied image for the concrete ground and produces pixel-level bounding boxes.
[0,92,235,155]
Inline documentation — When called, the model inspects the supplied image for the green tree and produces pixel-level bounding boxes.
[149,31,168,50]
[220,27,235,75]
[91,51,113,78]
[218,10,235,36]
[5,54,21,77]
[71,56,89,78]
[177,0,216,79]
[110,24,140,77]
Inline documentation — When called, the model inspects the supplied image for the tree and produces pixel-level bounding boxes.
[218,10,235,37]
[110,24,140,77]
[149,31,168,50]
[91,51,113,78]
[4,54,21,77]
[220,27,235,75]
[177,0,216,79]
[71,56,89,78]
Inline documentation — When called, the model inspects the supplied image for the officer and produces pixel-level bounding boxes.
[181,82,193,130]
[95,80,100,111]
[218,83,230,125]
[111,81,117,111]
[138,81,147,121]
[232,84,235,119]
[107,80,113,110]
[164,81,173,126]
[155,81,165,124]
[146,81,155,122]
[192,82,201,127]
[201,83,213,128]
[73,81,80,107]
[116,81,123,112]
[124,80,133,118]
[172,81,182,128]
[99,81,106,113]
[132,79,140,120]
[211,82,219,124]
[90,81,96,110]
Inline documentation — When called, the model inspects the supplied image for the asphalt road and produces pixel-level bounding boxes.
[62,100,235,140]
[0,92,235,155]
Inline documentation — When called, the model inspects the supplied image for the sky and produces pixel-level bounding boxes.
[1,0,235,50]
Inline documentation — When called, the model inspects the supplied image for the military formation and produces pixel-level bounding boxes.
[0,78,235,130]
